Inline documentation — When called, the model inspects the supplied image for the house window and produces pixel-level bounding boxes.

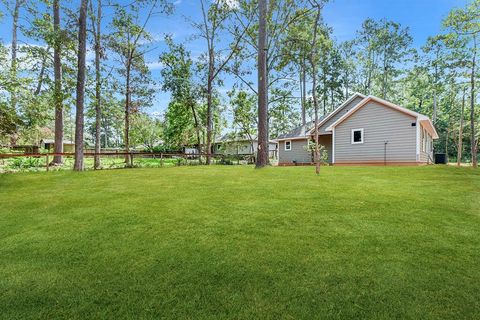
[351,129,364,144]
[285,140,292,151]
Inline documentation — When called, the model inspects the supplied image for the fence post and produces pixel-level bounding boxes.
[130,152,134,167]
[160,153,163,167]
[45,154,49,172]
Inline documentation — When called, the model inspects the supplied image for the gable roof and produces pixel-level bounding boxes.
[325,95,439,139]
[215,134,276,144]
[40,139,75,145]
[215,134,253,143]
[308,92,366,135]
[276,121,317,141]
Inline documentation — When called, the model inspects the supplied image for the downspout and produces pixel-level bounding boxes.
[415,118,420,162]
[384,140,388,166]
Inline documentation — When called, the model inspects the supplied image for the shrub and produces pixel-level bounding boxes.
[9,157,41,169]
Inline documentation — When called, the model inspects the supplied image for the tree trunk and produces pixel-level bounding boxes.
[310,4,322,175]
[52,0,63,164]
[125,60,131,165]
[206,48,214,165]
[34,47,49,96]
[432,64,438,124]
[9,0,21,146]
[457,88,465,166]
[470,36,477,168]
[256,0,269,168]
[73,0,88,171]
[104,116,108,148]
[190,99,202,164]
[94,0,102,169]
[301,61,306,126]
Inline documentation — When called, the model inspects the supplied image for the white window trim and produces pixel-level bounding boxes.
[351,128,364,144]
[284,140,292,151]
[332,128,335,164]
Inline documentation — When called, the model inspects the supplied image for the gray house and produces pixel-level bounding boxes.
[277,93,438,166]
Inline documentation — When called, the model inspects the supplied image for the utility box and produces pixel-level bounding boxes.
[434,153,447,164]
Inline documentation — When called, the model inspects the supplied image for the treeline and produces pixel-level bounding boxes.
[0,0,478,169]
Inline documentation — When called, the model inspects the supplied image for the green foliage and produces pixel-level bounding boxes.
[130,112,163,149]
[160,37,202,149]
[304,141,328,163]
[163,100,197,148]
[228,89,257,137]
[354,18,413,99]
[144,144,170,153]
[9,156,41,169]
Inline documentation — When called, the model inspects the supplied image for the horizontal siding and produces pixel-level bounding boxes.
[318,96,364,134]
[334,101,417,163]
[278,139,312,163]
[318,135,332,164]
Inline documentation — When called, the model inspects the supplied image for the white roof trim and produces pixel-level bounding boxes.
[325,95,439,139]
[276,136,310,142]
[308,92,366,135]
[419,118,439,139]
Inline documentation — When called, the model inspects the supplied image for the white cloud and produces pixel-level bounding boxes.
[147,61,165,70]
[218,0,239,10]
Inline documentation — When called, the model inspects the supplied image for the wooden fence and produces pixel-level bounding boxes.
[0,151,254,172]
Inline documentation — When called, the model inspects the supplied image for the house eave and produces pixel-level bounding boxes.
[308,92,366,135]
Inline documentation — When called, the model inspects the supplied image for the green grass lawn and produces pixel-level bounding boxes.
[1,166,479,319]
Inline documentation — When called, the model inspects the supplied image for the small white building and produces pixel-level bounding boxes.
[214,134,278,159]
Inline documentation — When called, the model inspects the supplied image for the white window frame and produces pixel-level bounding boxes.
[351,128,364,144]
[284,140,292,151]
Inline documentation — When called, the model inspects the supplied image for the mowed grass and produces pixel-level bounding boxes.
[0,166,479,319]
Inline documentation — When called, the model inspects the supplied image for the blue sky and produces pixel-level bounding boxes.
[0,0,469,117]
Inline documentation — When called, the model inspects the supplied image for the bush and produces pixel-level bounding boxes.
[145,145,171,153]
[9,157,41,169]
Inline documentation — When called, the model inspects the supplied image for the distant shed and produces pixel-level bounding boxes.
[40,139,75,153]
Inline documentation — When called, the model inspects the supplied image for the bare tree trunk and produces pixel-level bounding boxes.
[9,0,21,146]
[206,48,214,164]
[53,0,63,164]
[93,0,102,169]
[301,61,306,126]
[34,47,49,96]
[382,50,387,99]
[470,36,477,168]
[73,0,88,171]
[104,119,108,148]
[432,63,438,124]
[125,61,131,165]
[256,0,268,168]
[457,88,465,166]
[309,2,322,175]
[190,100,202,164]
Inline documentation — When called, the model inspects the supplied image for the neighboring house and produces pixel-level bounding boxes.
[277,93,438,166]
[40,139,75,153]
[214,134,278,159]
